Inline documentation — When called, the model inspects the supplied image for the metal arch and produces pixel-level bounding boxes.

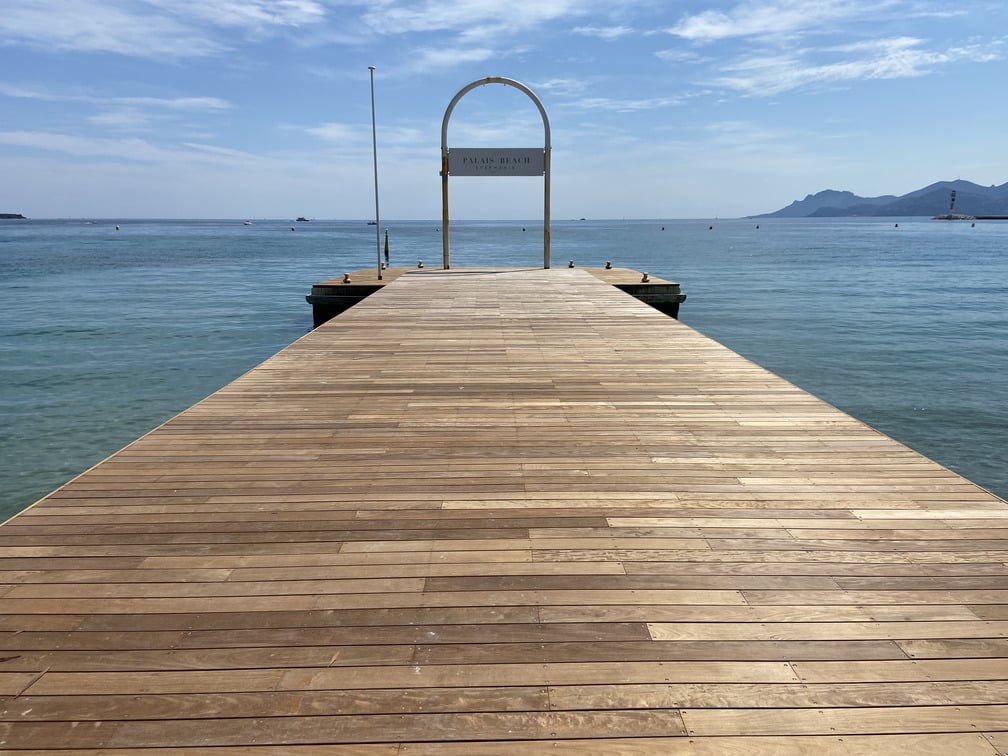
[440,77,552,269]
[440,77,551,152]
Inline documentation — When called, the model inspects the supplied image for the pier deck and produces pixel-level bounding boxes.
[3,267,1008,753]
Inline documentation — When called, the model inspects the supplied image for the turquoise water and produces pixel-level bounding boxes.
[2,217,1006,519]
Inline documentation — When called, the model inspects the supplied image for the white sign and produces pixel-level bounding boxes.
[448,148,544,176]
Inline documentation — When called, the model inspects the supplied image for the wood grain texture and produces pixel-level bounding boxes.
[2,267,1007,750]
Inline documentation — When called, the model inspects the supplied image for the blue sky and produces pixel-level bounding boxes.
[2,0,1006,219]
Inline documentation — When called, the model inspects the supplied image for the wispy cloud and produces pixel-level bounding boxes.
[0,83,233,132]
[85,97,231,131]
[0,130,171,161]
[0,1,225,58]
[362,0,589,40]
[0,0,327,59]
[533,78,589,97]
[409,46,497,72]
[179,141,277,165]
[117,96,232,111]
[576,95,685,112]
[714,36,1005,94]
[305,122,359,143]
[573,25,633,40]
[654,49,711,64]
[668,0,878,42]
[0,128,284,170]
[88,108,156,130]
[145,0,326,31]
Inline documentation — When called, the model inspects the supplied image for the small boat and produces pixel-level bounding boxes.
[296,217,310,222]
[367,220,377,225]
[243,220,253,225]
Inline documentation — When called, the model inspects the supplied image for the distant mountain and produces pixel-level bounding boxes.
[755,180,1008,218]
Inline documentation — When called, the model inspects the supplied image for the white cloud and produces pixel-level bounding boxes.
[362,0,588,38]
[119,96,232,111]
[377,125,428,146]
[0,130,171,161]
[88,108,154,130]
[0,84,232,134]
[713,36,1005,95]
[0,85,231,112]
[306,122,360,143]
[0,83,66,101]
[179,141,277,164]
[0,0,327,59]
[654,49,710,64]
[409,46,497,72]
[669,0,879,42]
[84,97,231,131]
[0,0,226,58]
[573,25,633,40]
[532,78,589,97]
[145,0,327,30]
[576,95,684,112]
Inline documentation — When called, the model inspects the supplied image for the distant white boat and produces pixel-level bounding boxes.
[243,220,253,226]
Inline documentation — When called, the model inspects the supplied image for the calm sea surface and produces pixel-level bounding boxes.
[2,217,1006,520]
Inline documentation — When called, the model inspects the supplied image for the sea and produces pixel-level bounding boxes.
[2,217,1006,521]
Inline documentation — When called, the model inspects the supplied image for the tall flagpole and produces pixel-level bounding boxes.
[369,65,382,280]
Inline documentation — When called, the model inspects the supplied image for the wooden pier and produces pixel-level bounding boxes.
[3,267,1008,753]
[306,265,686,327]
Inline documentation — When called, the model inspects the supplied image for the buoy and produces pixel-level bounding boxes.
[115,224,120,231]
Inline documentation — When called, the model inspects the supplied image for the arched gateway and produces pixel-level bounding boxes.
[440,77,552,269]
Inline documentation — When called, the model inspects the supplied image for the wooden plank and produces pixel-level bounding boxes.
[647,621,1008,641]
[792,659,1008,682]
[410,640,906,664]
[540,604,983,623]
[0,710,687,749]
[24,661,800,696]
[0,644,416,672]
[26,748,398,756]
[1,687,551,720]
[680,705,1008,736]
[548,681,1008,709]
[0,673,38,697]
[1,622,651,651]
[398,734,999,755]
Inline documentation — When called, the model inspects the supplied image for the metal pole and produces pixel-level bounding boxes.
[543,145,551,269]
[441,154,450,269]
[369,66,382,280]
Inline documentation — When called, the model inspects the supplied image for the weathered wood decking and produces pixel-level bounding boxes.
[2,267,1008,753]
[305,265,685,327]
